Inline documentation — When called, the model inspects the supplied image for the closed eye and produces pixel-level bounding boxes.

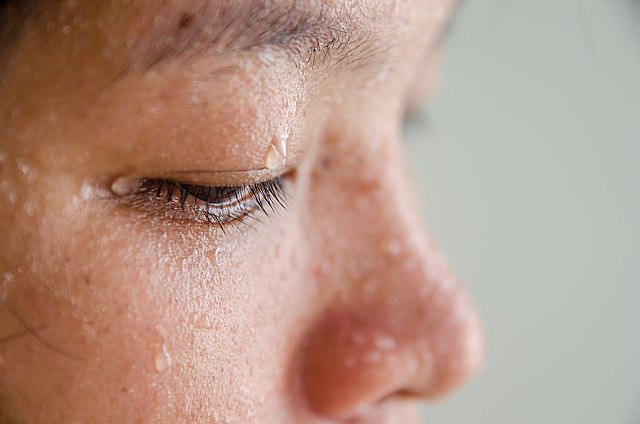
[129,177,288,230]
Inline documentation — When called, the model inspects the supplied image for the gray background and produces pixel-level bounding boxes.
[407,1,640,423]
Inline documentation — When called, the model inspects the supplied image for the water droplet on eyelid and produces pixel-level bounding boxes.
[111,177,139,196]
[264,143,286,171]
[273,134,287,158]
[154,343,172,372]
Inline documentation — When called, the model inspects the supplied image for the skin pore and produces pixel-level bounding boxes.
[0,1,482,423]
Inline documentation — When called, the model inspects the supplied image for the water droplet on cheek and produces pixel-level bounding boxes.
[193,313,213,330]
[154,343,172,372]
[206,247,220,267]
[24,201,35,217]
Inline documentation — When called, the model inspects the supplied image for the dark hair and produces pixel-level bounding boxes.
[1,0,32,51]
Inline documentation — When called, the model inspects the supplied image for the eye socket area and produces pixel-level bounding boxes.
[117,176,289,228]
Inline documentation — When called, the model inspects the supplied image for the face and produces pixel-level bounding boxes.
[0,0,481,422]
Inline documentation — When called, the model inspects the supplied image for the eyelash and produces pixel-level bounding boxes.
[132,177,288,229]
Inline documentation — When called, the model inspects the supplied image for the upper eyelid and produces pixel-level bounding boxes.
[135,166,292,188]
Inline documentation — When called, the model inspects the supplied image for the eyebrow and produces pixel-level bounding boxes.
[126,1,390,74]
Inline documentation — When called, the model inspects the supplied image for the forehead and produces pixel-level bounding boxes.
[22,0,425,75]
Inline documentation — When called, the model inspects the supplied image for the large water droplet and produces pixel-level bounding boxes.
[111,177,139,196]
[273,134,287,158]
[264,135,289,170]
[154,343,171,372]
[264,144,285,170]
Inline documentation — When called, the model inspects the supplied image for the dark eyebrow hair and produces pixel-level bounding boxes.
[126,1,390,74]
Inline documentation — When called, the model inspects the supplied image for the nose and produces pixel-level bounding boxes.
[296,130,483,420]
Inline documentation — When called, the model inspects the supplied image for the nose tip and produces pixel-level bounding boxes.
[298,283,483,420]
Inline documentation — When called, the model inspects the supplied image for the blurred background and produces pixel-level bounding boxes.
[405,1,640,423]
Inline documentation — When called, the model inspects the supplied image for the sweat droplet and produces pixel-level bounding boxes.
[111,177,139,196]
[273,134,287,158]
[374,335,396,351]
[193,313,212,330]
[264,143,286,170]
[154,343,171,372]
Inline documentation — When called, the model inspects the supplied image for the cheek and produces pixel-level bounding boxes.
[0,184,312,421]
[0,253,166,422]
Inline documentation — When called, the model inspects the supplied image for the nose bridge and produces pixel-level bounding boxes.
[298,131,482,418]
[311,130,436,299]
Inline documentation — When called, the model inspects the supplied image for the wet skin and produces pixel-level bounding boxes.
[0,0,482,423]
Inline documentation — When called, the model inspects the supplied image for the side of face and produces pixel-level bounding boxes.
[0,1,481,423]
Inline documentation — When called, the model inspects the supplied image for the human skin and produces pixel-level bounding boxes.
[0,0,481,423]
